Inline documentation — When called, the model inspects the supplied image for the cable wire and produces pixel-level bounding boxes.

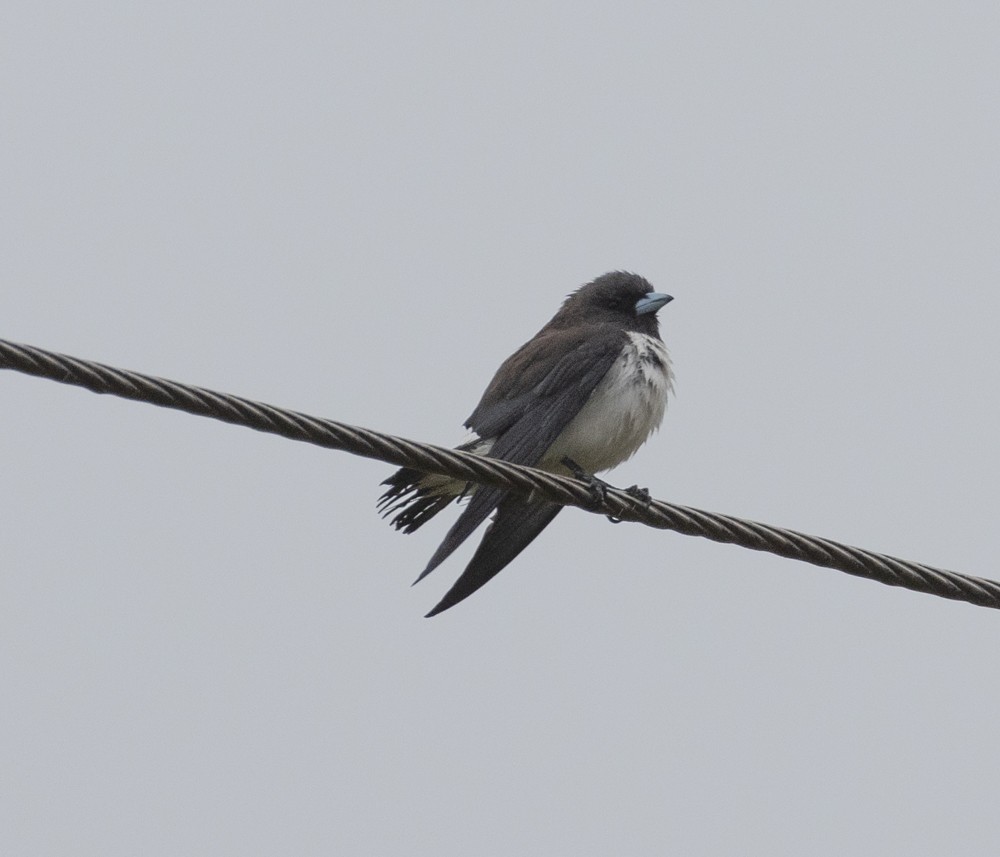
[2,336,997,611]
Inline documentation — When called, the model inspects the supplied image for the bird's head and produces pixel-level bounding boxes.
[555,271,674,334]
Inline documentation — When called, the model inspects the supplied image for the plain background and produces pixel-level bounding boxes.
[3,2,1000,854]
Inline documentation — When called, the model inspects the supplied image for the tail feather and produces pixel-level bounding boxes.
[377,467,465,533]
[377,436,488,533]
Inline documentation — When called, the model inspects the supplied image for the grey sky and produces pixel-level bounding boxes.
[3,2,1000,854]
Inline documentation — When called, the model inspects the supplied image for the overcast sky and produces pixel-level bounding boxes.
[3,3,1000,855]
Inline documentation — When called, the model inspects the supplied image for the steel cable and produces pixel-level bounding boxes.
[2,336,997,611]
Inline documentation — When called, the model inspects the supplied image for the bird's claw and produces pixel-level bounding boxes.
[624,484,652,505]
[605,484,654,523]
[561,458,654,523]
[561,456,617,516]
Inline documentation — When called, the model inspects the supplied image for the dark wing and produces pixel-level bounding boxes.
[424,499,562,617]
[415,326,624,585]
[465,323,621,442]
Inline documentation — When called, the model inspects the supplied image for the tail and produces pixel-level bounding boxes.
[377,436,491,533]
[377,466,465,533]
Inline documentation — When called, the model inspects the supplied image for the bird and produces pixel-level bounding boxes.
[378,271,674,616]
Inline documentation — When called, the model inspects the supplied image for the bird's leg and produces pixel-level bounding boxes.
[561,457,654,524]
[560,456,615,512]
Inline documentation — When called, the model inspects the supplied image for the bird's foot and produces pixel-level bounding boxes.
[561,457,653,523]
[604,484,654,523]
[560,456,615,514]
[624,484,652,505]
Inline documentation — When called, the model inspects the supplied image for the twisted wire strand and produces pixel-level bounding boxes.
[2,336,997,611]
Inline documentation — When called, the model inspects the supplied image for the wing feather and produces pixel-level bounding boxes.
[424,499,562,616]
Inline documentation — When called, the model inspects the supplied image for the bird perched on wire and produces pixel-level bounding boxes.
[378,271,674,616]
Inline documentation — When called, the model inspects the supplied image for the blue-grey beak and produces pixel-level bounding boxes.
[635,292,673,316]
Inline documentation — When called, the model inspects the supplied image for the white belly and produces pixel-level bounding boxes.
[541,332,672,474]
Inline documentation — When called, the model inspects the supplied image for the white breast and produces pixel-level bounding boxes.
[541,332,672,474]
